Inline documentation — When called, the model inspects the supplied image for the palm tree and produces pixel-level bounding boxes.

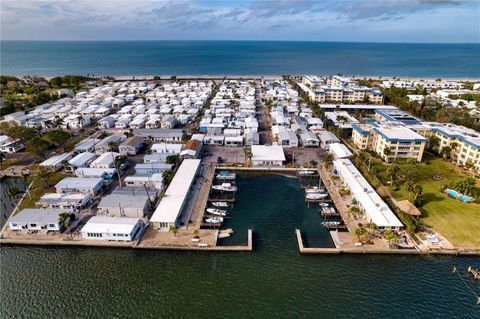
[384,230,399,247]
[243,146,252,165]
[322,153,334,167]
[354,227,366,242]
[193,229,199,237]
[365,222,378,240]
[387,164,400,185]
[170,228,178,237]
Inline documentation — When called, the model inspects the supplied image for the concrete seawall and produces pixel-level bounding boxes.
[0,229,254,252]
[295,229,480,256]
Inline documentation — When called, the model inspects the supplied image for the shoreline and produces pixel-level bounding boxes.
[11,75,480,81]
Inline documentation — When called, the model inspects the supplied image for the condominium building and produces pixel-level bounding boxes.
[426,123,480,172]
[300,76,384,104]
[352,122,428,162]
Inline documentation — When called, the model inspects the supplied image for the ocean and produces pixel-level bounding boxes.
[1,174,479,318]
[1,41,479,78]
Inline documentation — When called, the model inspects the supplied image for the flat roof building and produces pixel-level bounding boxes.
[251,145,286,167]
[8,208,69,232]
[334,159,403,230]
[150,159,201,231]
[55,177,104,195]
[97,194,151,218]
[81,216,144,241]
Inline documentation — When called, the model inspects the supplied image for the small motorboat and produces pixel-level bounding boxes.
[319,202,329,207]
[222,228,234,234]
[191,236,200,242]
[306,193,328,200]
[218,229,233,239]
[206,208,227,216]
[212,182,238,192]
[205,217,224,224]
[298,170,316,175]
[305,186,325,194]
[211,202,229,207]
[322,221,341,227]
[216,171,236,180]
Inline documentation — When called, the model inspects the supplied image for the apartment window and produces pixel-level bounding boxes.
[49,224,55,228]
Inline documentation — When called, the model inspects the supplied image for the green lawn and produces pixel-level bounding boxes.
[366,153,480,248]
[18,171,69,211]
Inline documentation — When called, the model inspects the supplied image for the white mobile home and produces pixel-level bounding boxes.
[55,177,103,195]
[8,208,68,232]
[81,216,144,241]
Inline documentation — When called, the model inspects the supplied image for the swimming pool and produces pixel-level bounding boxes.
[445,189,473,202]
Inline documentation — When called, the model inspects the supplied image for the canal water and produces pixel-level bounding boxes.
[1,175,479,318]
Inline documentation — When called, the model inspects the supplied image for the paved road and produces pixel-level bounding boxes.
[255,81,272,145]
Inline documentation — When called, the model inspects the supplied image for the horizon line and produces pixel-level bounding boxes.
[1,39,479,45]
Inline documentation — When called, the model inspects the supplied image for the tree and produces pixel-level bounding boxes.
[405,180,415,194]
[166,154,179,165]
[413,184,423,200]
[243,146,252,165]
[26,136,50,159]
[384,230,399,247]
[43,129,70,147]
[383,146,392,156]
[354,227,366,241]
[4,125,37,145]
[170,228,178,237]
[322,153,334,167]
[366,222,378,238]
[440,146,452,159]
[387,164,400,184]
[428,135,440,151]
[348,205,361,222]
[34,166,55,188]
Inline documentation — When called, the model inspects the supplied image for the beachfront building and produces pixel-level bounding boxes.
[150,159,201,231]
[55,177,103,195]
[80,216,144,241]
[8,208,69,232]
[333,159,403,231]
[251,145,286,167]
[97,194,151,218]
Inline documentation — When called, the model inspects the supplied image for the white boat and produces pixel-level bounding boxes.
[191,236,200,242]
[318,202,329,207]
[206,208,227,216]
[222,228,234,234]
[205,217,224,224]
[218,232,231,239]
[211,201,229,207]
[306,193,328,200]
[298,170,316,175]
[216,171,236,180]
[322,221,341,226]
[305,186,325,194]
[212,182,238,192]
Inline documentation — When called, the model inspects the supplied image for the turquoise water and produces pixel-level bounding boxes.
[1,41,480,77]
[1,174,479,318]
[445,189,473,202]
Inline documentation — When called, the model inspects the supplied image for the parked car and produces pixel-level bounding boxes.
[217,157,223,163]
[119,162,129,170]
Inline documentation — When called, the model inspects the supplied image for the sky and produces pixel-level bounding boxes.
[1,0,479,43]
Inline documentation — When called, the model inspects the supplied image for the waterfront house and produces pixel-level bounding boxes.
[8,208,68,232]
[150,159,201,231]
[80,216,144,241]
[119,136,144,156]
[251,145,286,167]
[55,177,103,195]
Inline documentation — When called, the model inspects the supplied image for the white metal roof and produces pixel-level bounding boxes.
[333,159,403,228]
[56,177,103,189]
[40,153,72,167]
[251,145,286,161]
[150,159,201,224]
[68,152,96,167]
[329,143,353,159]
[90,152,119,167]
[81,216,141,234]
[9,208,68,224]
